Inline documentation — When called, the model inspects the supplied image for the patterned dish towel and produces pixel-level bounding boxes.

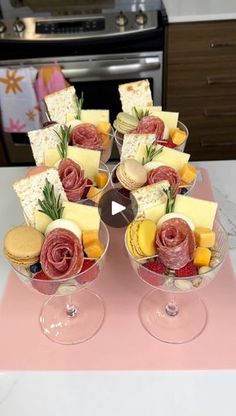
[0,67,41,132]
[35,65,70,124]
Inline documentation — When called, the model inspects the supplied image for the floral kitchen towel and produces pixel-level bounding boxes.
[0,67,40,132]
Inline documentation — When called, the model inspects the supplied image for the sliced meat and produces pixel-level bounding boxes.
[132,116,165,141]
[71,123,102,150]
[40,228,84,280]
[58,158,90,202]
[147,166,181,197]
[156,218,196,270]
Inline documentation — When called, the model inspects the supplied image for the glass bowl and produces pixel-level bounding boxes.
[9,221,109,345]
[125,220,228,344]
[114,120,189,157]
[110,162,197,200]
[100,127,115,163]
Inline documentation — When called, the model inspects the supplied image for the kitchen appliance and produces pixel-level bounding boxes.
[0,1,167,165]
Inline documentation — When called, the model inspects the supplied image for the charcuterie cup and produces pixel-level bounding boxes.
[115,121,189,157]
[9,221,109,345]
[125,220,228,344]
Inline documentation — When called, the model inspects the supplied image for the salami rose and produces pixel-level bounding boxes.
[147,166,181,197]
[58,158,89,202]
[40,229,84,280]
[71,123,102,150]
[156,219,195,270]
[132,116,165,141]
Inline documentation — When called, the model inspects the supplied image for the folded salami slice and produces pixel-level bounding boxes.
[147,166,181,197]
[71,123,102,150]
[132,116,165,141]
[40,228,84,279]
[58,158,89,202]
[156,218,195,270]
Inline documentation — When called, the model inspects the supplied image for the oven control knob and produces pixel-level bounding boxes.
[13,18,25,33]
[135,10,148,26]
[116,12,128,27]
[0,21,6,34]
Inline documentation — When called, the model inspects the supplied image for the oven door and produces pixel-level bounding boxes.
[0,51,163,164]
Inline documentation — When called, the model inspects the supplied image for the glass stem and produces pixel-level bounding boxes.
[165,297,179,317]
[66,295,78,317]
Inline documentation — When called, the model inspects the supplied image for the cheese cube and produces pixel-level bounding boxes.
[86,186,103,204]
[170,128,187,146]
[180,163,197,184]
[80,110,109,125]
[193,247,212,267]
[135,143,190,171]
[174,195,217,230]
[82,230,99,247]
[62,202,100,231]
[194,227,216,248]
[95,171,108,189]
[84,240,104,259]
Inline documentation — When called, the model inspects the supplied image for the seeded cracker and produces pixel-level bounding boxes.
[45,86,78,124]
[28,123,62,166]
[118,79,153,114]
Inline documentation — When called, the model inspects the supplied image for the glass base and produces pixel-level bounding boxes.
[39,289,105,345]
[139,289,207,344]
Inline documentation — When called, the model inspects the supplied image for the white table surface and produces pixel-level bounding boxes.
[0,161,236,415]
[163,0,236,23]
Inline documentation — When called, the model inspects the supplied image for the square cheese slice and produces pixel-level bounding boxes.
[154,111,179,129]
[135,143,190,172]
[174,195,218,229]
[62,202,100,231]
[80,110,109,125]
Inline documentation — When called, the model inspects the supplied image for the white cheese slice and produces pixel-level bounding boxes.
[62,202,100,231]
[174,195,218,230]
[80,110,109,125]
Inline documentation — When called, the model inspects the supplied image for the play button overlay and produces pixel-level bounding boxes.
[112,201,126,216]
[98,189,138,228]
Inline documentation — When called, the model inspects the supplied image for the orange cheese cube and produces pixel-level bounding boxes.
[194,227,216,248]
[82,230,99,247]
[86,186,103,204]
[170,128,187,146]
[193,247,212,267]
[180,163,197,185]
[97,122,112,149]
[94,171,108,189]
[84,240,105,259]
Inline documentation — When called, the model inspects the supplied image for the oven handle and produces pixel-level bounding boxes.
[61,58,161,79]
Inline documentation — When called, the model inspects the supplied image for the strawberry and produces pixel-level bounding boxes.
[157,140,176,148]
[139,261,165,287]
[175,262,198,277]
[32,271,59,295]
[76,259,98,284]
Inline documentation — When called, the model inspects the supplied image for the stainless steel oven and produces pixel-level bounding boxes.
[0,4,167,165]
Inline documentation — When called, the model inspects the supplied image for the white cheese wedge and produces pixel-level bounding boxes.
[44,146,101,179]
[62,202,100,231]
[35,211,52,234]
[80,110,109,125]
[173,195,218,230]
[45,219,82,240]
[135,143,190,172]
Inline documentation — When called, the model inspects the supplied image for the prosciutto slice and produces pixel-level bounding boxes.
[156,218,195,270]
[132,116,165,141]
[58,158,89,202]
[40,229,84,280]
[71,123,102,150]
[148,166,181,197]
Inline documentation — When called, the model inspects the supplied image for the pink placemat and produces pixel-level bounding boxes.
[0,169,236,371]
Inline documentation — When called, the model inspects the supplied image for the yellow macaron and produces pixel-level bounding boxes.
[126,219,157,258]
[4,225,44,266]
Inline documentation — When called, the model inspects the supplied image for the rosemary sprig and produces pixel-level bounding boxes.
[142,145,163,165]
[76,91,84,120]
[133,106,150,120]
[38,178,64,220]
[54,125,71,159]
[163,187,175,213]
